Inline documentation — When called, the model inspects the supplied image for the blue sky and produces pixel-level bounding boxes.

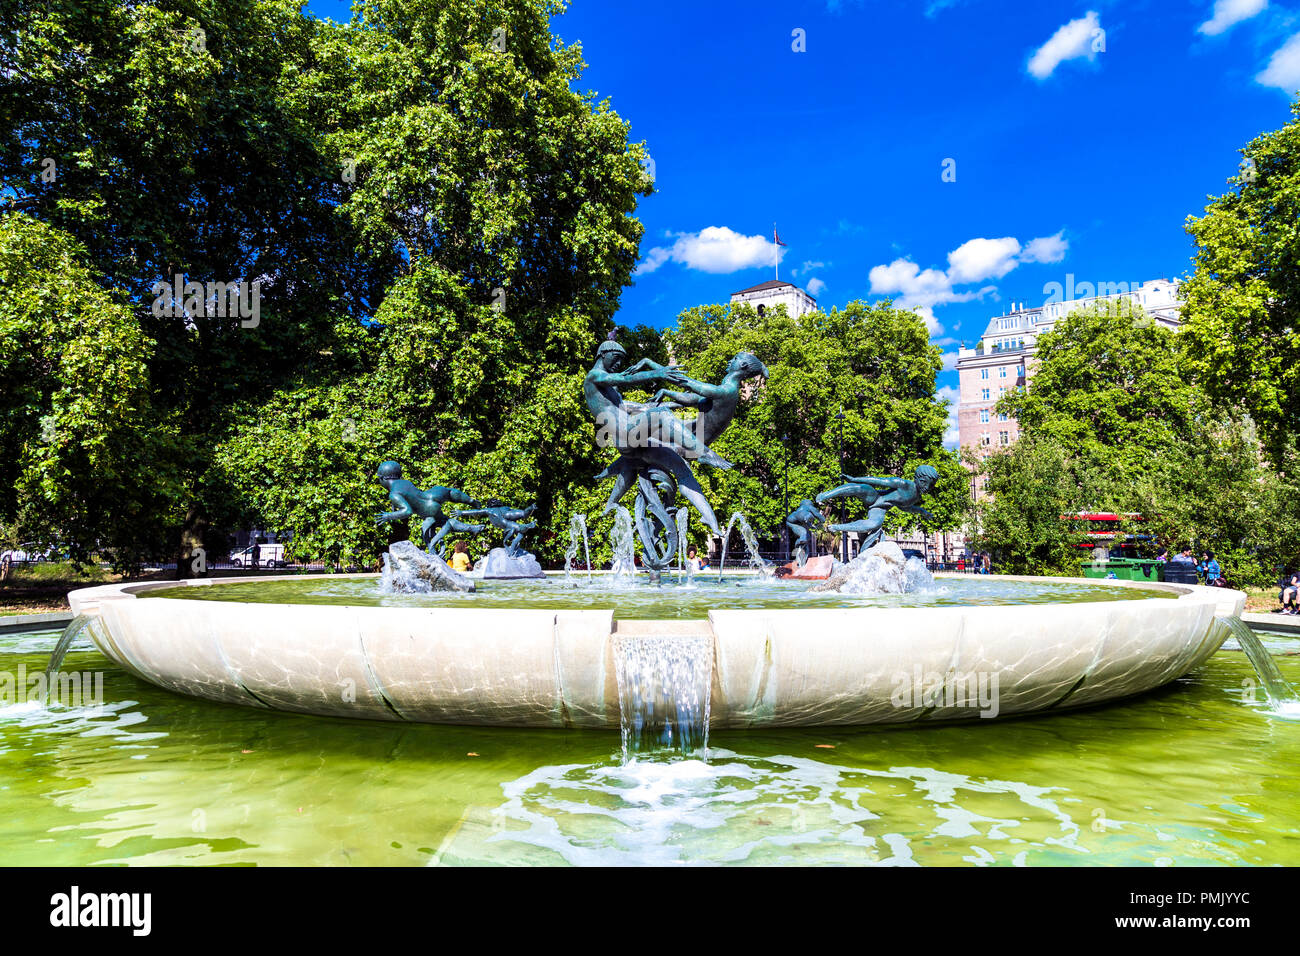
[309,0,1300,414]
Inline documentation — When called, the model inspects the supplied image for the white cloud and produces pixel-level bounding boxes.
[635,226,782,275]
[806,277,827,297]
[947,237,1022,284]
[1198,0,1267,36]
[868,259,955,307]
[938,385,960,449]
[940,350,959,372]
[792,260,827,277]
[1028,11,1103,80]
[1020,231,1069,264]
[868,232,1069,336]
[1257,32,1300,94]
[633,246,672,276]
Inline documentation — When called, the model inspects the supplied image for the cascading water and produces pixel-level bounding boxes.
[717,512,771,580]
[676,509,689,584]
[1219,617,1300,716]
[43,614,94,704]
[564,512,592,583]
[612,634,713,759]
[610,506,637,582]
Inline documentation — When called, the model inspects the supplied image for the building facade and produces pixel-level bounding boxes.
[730,279,818,318]
[955,278,1181,498]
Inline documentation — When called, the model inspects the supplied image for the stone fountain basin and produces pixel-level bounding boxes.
[66,574,1245,729]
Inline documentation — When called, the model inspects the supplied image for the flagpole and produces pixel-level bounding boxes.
[774,223,778,281]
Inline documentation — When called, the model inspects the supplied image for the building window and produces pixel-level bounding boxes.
[981,434,990,447]
[999,431,1009,445]
[999,366,1007,378]
[1017,364,1025,377]
[979,409,989,423]
[980,368,989,380]
[999,386,1006,397]
[998,412,1008,422]
[981,388,990,401]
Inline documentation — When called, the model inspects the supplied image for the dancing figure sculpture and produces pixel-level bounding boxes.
[374,461,484,554]
[815,465,938,553]
[785,499,826,566]
[456,501,537,557]
[584,334,768,572]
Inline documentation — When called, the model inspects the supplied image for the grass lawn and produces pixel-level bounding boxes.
[1242,585,1290,614]
[0,561,118,615]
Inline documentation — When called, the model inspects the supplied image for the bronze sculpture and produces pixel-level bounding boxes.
[785,499,826,565]
[456,501,538,557]
[374,461,484,554]
[584,334,768,572]
[815,465,938,552]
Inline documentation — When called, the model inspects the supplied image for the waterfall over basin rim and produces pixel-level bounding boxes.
[67,574,1245,729]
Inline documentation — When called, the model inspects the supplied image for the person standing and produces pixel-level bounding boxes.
[1204,552,1223,587]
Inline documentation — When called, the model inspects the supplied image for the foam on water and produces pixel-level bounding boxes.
[430,749,1087,867]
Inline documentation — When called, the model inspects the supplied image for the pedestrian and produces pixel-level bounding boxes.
[697,549,711,571]
[1204,551,1223,587]
[1278,570,1299,615]
[0,550,10,582]
[1156,548,1168,563]
[981,552,991,575]
[450,540,472,573]
[251,540,262,571]
[686,546,703,574]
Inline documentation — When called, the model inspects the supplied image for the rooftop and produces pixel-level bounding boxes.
[731,279,813,298]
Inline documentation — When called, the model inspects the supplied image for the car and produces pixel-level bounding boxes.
[228,543,287,569]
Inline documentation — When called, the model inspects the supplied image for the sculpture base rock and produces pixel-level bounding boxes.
[380,540,475,593]
[478,548,545,579]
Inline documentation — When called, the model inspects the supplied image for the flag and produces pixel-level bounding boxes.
[774,227,787,247]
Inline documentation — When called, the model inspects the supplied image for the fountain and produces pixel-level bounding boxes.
[1219,616,1300,716]
[609,505,636,581]
[62,334,1256,741]
[717,511,771,581]
[564,513,592,583]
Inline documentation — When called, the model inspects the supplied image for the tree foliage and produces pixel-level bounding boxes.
[975,300,1300,585]
[1182,99,1300,465]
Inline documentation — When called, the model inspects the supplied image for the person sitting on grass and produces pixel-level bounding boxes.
[450,540,473,574]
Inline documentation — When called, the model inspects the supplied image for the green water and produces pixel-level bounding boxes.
[143,574,1172,620]
[2,626,1298,866]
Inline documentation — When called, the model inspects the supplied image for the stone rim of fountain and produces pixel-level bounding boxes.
[65,573,1246,731]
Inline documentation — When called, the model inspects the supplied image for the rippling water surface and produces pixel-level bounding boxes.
[143,573,1172,620]
[2,624,1296,866]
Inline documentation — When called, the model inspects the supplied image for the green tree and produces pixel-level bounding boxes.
[1182,100,1300,465]
[977,299,1300,584]
[0,214,180,568]
[212,0,650,566]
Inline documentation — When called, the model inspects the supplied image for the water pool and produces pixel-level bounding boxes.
[2,625,1296,866]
